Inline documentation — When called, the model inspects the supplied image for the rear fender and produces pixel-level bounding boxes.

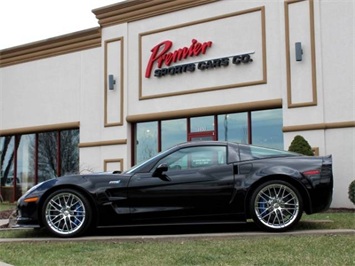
[244,175,312,218]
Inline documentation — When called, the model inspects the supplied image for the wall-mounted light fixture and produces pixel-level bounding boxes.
[295,42,303,61]
[108,74,116,90]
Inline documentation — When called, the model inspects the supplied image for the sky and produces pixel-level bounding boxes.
[0,0,123,50]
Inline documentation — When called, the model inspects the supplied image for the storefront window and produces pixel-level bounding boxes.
[16,134,36,195]
[38,132,58,182]
[190,116,214,132]
[0,136,15,187]
[251,109,284,149]
[0,136,16,202]
[218,113,248,143]
[161,119,187,151]
[0,128,79,201]
[60,129,79,175]
[133,109,283,165]
[136,122,158,164]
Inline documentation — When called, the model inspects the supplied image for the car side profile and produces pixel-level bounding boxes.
[16,141,333,237]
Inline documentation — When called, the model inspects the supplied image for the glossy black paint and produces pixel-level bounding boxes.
[16,141,333,233]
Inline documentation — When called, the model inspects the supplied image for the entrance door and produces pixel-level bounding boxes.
[188,131,216,141]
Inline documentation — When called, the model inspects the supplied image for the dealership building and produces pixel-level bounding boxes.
[0,0,354,208]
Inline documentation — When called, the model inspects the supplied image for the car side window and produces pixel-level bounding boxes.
[239,145,254,161]
[238,144,295,161]
[155,146,226,171]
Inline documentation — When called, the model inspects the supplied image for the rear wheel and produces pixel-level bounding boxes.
[250,180,303,232]
[42,189,92,237]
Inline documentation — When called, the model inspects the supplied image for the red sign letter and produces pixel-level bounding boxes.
[145,40,172,78]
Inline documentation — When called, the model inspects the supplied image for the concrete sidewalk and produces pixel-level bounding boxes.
[0,262,12,266]
[0,261,12,266]
[0,219,8,227]
[0,219,354,266]
[0,228,354,243]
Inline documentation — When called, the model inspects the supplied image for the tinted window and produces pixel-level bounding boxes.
[239,145,297,161]
[155,146,226,171]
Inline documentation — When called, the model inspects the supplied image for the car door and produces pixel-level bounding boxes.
[127,145,235,222]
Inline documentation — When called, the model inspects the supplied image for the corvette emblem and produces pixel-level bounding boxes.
[109,180,121,184]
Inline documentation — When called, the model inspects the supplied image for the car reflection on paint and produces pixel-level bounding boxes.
[16,141,333,238]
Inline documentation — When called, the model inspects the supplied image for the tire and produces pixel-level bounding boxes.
[42,189,92,237]
[249,180,303,232]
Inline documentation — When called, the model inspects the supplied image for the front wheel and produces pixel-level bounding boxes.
[42,189,92,237]
[249,180,303,232]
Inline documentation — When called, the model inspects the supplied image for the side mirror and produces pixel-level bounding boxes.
[153,163,169,177]
[152,163,171,181]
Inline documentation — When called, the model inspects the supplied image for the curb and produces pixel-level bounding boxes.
[0,262,13,266]
[0,229,354,243]
[0,220,8,228]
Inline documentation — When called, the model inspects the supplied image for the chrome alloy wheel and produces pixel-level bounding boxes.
[44,192,86,235]
[254,183,300,230]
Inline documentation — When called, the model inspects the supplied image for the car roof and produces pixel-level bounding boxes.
[175,141,230,148]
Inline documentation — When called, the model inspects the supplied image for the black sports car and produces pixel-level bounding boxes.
[17,141,333,237]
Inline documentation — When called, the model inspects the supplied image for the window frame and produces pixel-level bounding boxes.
[132,108,283,166]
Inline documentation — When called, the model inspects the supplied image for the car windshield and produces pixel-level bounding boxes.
[239,144,299,161]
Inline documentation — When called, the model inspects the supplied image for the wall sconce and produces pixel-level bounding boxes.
[295,42,303,61]
[108,74,116,90]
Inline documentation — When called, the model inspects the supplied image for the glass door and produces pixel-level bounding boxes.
[188,116,217,141]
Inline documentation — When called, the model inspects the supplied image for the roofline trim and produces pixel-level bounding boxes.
[93,0,220,27]
[0,28,101,67]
